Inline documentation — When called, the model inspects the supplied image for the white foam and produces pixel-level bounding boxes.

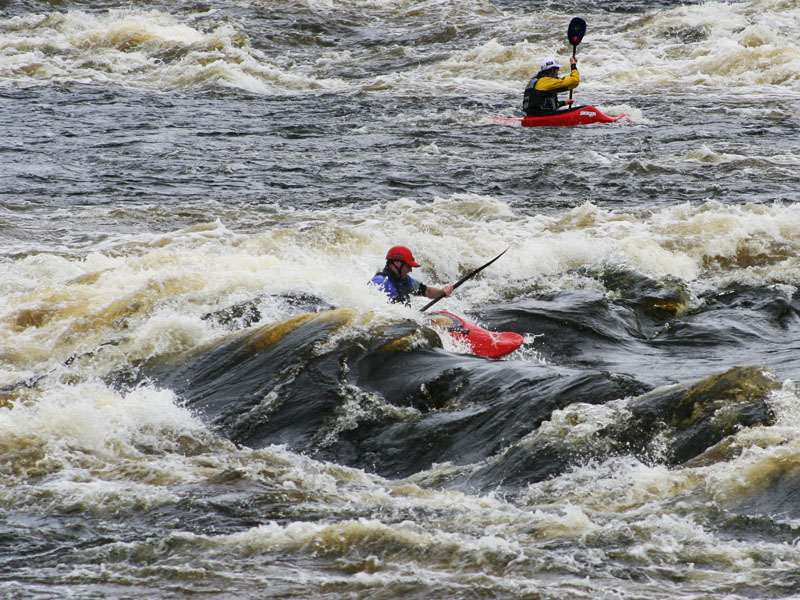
[6,197,800,376]
[0,9,345,93]
[3,0,798,98]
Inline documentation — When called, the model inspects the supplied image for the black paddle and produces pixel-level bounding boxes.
[567,17,586,102]
[420,248,509,312]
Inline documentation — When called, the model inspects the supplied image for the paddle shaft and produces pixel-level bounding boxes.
[569,45,576,101]
[569,44,578,100]
[420,248,509,312]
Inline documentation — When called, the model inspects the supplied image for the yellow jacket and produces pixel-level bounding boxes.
[534,68,580,93]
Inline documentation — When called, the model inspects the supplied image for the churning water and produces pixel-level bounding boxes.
[3,0,800,598]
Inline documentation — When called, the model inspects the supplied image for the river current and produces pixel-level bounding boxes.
[2,0,800,598]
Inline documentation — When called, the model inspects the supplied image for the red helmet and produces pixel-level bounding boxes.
[385,245,420,267]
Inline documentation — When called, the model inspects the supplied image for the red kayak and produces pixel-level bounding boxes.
[425,311,524,359]
[491,105,625,127]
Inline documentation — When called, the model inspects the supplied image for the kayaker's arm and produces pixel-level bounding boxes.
[562,67,580,90]
[561,62,579,107]
[535,70,579,93]
[564,56,580,90]
[424,284,454,299]
[535,56,579,93]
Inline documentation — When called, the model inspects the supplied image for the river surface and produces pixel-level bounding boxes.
[3,0,800,598]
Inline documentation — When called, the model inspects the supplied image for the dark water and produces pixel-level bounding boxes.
[2,0,800,598]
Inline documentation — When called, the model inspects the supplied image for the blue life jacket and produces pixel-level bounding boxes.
[370,267,426,305]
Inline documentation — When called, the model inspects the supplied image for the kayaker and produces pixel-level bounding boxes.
[522,56,580,116]
[370,246,454,306]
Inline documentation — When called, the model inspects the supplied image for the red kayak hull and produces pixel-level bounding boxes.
[491,105,625,127]
[426,311,524,359]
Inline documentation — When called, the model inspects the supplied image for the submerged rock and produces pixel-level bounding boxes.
[619,365,779,465]
[138,304,779,493]
[145,308,445,453]
[140,308,646,480]
[580,264,693,318]
[201,293,335,330]
[466,366,779,493]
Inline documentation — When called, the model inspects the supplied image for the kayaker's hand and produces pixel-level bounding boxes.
[564,98,574,106]
[570,56,578,66]
[442,284,454,297]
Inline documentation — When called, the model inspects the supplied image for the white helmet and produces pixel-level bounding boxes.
[540,57,561,71]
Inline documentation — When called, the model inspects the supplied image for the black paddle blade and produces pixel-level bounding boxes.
[568,17,586,47]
